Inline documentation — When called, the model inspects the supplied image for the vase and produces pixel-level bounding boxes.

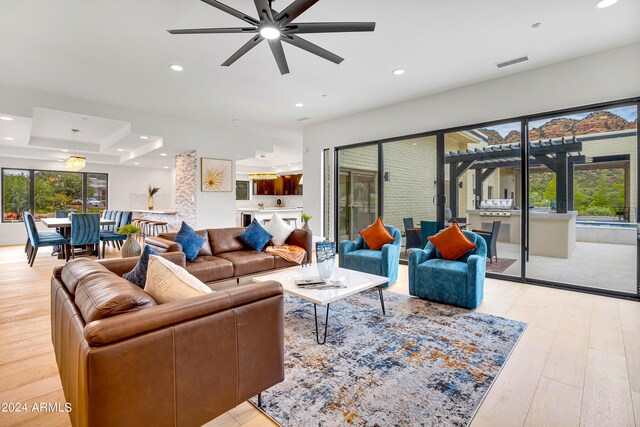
[316,241,336,280]
[121,234,141,258]
[302,221,311,231]
[147,195,154,210]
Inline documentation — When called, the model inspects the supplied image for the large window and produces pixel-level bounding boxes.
[2,168,108,222]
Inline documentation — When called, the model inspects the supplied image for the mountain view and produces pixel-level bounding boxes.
[479,110,637,145]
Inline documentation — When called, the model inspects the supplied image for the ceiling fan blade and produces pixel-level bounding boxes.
[274,0,320,26]
[268,39,290,75]
[253,0,274,22]
[200,0,259,25]
[221,35,264,66]
[168,27,258,34]
[282,34,343,64]
[285,22,376,34]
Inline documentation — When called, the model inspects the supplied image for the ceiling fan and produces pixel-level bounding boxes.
[167,0,376,75]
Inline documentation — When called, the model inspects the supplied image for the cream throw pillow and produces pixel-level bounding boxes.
[263,212,294,246]
[144,255,212,304]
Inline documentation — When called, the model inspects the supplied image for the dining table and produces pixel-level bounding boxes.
[40,217,116,259]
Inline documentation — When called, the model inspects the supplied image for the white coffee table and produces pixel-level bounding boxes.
[254,266,388,344]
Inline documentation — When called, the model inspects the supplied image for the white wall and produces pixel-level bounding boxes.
[0,157,173,245]
[303,42,640,239]
[0,84,300,237]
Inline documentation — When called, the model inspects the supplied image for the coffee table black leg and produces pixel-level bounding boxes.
[378,286,386,315]
[314,303,330,345]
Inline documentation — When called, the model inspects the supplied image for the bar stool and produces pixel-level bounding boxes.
[133,219,151,240]
[149,221,169,236]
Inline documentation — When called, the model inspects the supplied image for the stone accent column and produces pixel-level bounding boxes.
[175,151,197,229]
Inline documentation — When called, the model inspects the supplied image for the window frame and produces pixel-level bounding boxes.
[1,167,109,222]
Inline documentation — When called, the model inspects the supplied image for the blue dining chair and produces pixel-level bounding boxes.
[100,211,132,257]
[23,212,68,267]
[66,214,101,260]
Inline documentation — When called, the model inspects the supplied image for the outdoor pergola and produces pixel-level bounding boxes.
[445,137,584,215]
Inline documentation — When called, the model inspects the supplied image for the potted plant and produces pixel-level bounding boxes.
[148,185,160,210]
[301,213,312,230]
[117,223,142,258]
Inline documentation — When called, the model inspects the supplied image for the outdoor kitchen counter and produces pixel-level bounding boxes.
[467,209,578,259]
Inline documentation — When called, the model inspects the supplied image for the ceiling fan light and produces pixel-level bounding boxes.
[260,26,281,40]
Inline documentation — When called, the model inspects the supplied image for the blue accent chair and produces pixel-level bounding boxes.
[66,214,101,260]
[409,230,487,309]
[100,211,132,256]
[23,212,68,267]
[339,225,402,287]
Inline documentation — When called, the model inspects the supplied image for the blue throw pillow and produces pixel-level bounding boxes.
[123,245,158,288]
[238,219,272,252]
[174,221,206,260]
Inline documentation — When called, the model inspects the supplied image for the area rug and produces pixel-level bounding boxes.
[486,258,517,274]
[251,290,526,426]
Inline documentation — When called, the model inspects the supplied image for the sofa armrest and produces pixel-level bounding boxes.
[381,242,401,285]
[84,281,283,346]
[145,235,182,253]
[287,228,313,263]
[466,255,486,309]
[97,252,187,277]
[408,246,434,295]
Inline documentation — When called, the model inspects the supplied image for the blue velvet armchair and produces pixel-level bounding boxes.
[339,226,402,287]
[408,230,487,309]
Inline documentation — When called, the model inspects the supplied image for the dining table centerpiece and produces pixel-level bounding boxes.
[117,224,142,258]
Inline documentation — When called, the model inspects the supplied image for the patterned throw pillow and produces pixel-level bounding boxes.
[122,245,158,288]
[238,219,273,251]
[173,221,206,260]
[263,213,294,246]
[144,255,213,304]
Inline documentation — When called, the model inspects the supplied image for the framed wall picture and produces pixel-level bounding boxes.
[201,158,232,192]
[236,180,250,200]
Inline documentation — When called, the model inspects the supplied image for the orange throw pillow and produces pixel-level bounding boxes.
[427,222,477,260]
[359,217,395,250]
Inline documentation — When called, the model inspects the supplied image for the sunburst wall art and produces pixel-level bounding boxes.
[201,158,232,192]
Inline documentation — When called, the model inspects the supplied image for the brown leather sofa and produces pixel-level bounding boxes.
[51,253,284,427]
[145,227,313,284]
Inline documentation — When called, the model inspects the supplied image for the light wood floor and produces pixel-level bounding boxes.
[0,244,638,427]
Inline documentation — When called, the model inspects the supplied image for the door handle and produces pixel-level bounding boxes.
[432,195,438,205]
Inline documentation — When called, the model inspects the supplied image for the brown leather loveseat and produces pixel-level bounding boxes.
[145,227,313,284]
[51,253,284,427]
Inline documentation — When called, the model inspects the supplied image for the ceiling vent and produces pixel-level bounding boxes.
[296,117,311,122]
[496,55,529,69]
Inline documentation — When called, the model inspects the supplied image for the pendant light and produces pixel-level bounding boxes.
[64,129,86,171]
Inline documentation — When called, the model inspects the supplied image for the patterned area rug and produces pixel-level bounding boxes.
[486,258,517,274]
[251,291,526,426]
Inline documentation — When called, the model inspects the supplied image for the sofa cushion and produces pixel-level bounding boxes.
[174,222,206,260]
[61,258,111,295]
[185,256,235,283]
[343,249,383,276]
[238,219,272,252]
[274,255,297,269]
[74,271,157,323]
[263,213,294,246]
[209,227,245,254]
[122,245,158,288]
[217,251,275,277]
[144,255,213,304]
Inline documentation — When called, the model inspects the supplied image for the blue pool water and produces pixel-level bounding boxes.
[576,221,636,228]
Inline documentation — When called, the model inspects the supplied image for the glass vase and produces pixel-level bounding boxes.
[316,241,336,280]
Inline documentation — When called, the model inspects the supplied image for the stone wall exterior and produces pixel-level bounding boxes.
[175,151,197,230]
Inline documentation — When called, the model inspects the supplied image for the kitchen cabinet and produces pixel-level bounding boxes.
[253,174,303,196]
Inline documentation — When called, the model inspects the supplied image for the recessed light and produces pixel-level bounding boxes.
[259,26,280,40]
[117,148,124,152]
[531,22,542,29]
[164,166,169,169]
[4,137,14,141]
[133,162,140,165]
[0,116,13,121]
[160,153,167,157]
[295,103,304,108]
[61,149,69,152]
[139,136,149,140]
[170,64,184,71]
[392,69,406,76]
[595,0,618,8]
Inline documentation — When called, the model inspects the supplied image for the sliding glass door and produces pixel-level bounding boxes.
[337,144,379,242]
[526,104,638,294]
[382,136,438,261]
